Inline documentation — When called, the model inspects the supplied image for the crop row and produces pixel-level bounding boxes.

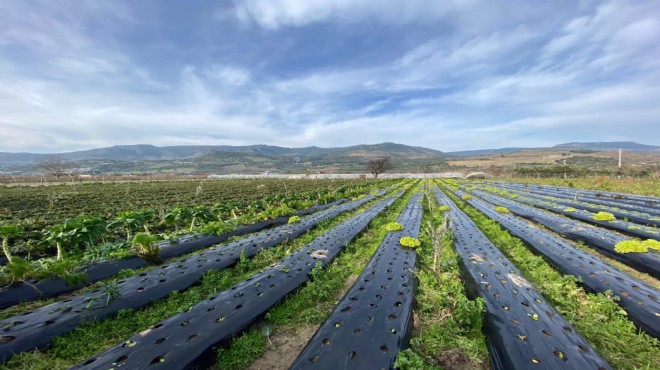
[432,186,612,369]
[290,192,423,369]
[452,187,660,338]
[0,199,344,310]
[3,178,658,369]
[0,190,389,362]
[69,192,406,369]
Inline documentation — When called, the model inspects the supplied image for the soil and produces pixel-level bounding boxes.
[245,274,360,369]
[434,348,485,370]
[246,324,318,370]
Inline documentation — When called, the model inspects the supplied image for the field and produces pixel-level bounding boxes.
[0,178,658,369]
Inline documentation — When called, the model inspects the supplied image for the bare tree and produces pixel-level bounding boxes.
[38,155,74,180]
[366,158,393,178]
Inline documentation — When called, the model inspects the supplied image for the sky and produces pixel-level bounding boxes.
[0,0,659,153]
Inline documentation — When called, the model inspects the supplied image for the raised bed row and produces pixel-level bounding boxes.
[0,193,381,363]
[290,192,423,369]
[472,190,660,279]
[485,184,659,228]
[454,189,660,338]
[433,187,612,370]
[0,200,345,310]
[490,182,660,216]
[71,193,403,369]
[477,185,659,240]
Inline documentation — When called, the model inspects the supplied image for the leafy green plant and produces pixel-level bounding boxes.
[102,279,121,306]
[564,207,577,212]
[45,258,88,286]
[3,257,34,285]
[132,232,160,264]
[495,206,510,213]
[0,224,22,261]
[189,206,214,231]
[164,206,192,233]
[614,239,660,254]
[437,205,451,212]
[399,236,421,248]
[385,222,404,231]
[593,211,616,221]
[108,209,155,241]
[288,215,301,224]
[394,349,426,369]
[462,195,472,200]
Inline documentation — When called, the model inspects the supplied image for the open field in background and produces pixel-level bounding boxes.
[446,149,660,168]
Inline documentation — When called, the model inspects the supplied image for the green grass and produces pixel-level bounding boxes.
[215,183,419,369]
[2,182,412,369]
[442,185,660,370]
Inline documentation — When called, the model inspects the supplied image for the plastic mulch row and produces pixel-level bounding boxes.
[290,192,423,369]
[434,187,612,370]
[491,182,660,216]
[71,193,402,370]
[473,190,660,279]
[480,186,660,240]
[0,194,378,364]
[490,181,660,206]
[0,200,345,310]
[486,184,660,228]
[457,189,660,338]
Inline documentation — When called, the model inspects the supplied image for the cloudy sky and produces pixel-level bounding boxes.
[1,0,659,153]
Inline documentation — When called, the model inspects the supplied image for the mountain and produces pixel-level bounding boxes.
[445,147,531,157]
[552,142,660,151]
[446,141,659,157]
[0,142,446,174]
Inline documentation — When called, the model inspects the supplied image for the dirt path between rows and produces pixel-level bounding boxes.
[246,274,359,369]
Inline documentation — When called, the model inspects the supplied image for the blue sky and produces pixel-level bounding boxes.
[1,0,659,153]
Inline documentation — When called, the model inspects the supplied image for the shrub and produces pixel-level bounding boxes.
[399,236,421,249]
[593,212,616,222]
[288,216,301,224]
[385,222,404,232]
[495,207,510,213]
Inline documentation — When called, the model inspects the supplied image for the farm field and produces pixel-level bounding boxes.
[0,178,658,369]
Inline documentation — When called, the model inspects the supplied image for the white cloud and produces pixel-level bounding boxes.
[233,0,471,29]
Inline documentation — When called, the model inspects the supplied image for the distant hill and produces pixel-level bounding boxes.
[446,141,659,157]
[2,141,657,175]
[552,142,659,151]
[0,142,446,174]
[445,147,531,157]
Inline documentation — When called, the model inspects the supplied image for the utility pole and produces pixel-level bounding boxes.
[618,148,622,168]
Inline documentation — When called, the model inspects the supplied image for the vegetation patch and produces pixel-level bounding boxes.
[287,215,301,224]
[395,184,488,369]
[399,236,421,248]
[593,211,616,221]
[462,195,472,200]
[437,205,451,212]
[494,206,510,213]
[614,239,660,254]
[385,222,404,231]
[564,207,577,212]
